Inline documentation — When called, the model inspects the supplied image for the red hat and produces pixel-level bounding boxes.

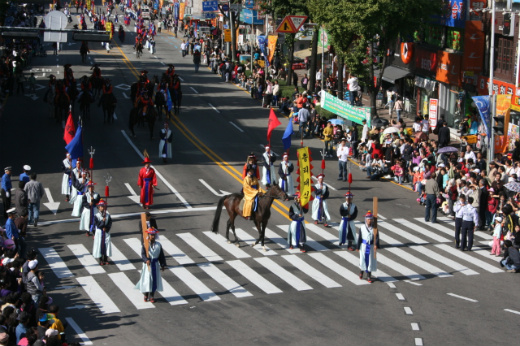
[317,173,325,179]
[345,192,354,198]
[365,211,373,219]
[294,191,300,198]
[142,157,152,164]
[87,181,96,187]
[146,227,158,234]
[97,200,106,206]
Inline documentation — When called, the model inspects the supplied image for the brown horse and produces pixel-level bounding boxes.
[211,184,289,251]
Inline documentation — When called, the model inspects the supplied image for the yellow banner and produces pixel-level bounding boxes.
[495,94,512,154]
[86,0,91,10]
[106,22,113,40]
[267,35,277,63]
[297,147,312,207]
[179,2,185,20]
[224,29,232,42]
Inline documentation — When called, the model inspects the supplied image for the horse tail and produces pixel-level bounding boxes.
[211,195,226,234]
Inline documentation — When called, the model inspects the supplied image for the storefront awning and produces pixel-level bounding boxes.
[382,66,412,84]
[294,47,329,59]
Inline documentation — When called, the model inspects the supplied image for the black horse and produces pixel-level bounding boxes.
[211,185,289,250]
[78,90,93,123]
[90,76,103,99]
[154,90,168,120]
[135,42,143,58]
[169,75,182,114]
[101,93,117,124]
[129,106,157,139]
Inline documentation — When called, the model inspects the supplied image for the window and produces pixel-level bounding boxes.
[496,36,514,80]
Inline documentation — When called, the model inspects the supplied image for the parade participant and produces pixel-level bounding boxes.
[71,169,89,217]
[93,200,112,265]
[135,228,166,303]
[339,191,358,250]
[137,157,157,209]
[461,196,479,251]
[67,159,82,206]
[61,153,72,202]
[278,153,295,197]
[242,168,259,220]
[140,70,150,84]
[98,78,113,106]
[80,182,101,236]
[287,191,308,252]
[91,63,101,79]
[312,174,331,226]
[63,64,75,89]
[19,165,31,183]
[158,122,172,163]
[261,146,277,187]
[166,64,175,79]
[1,167,12,218]
[357,211,379,283]
[242,153,260,179]
[78,75,92,100]
[137,92,154,116]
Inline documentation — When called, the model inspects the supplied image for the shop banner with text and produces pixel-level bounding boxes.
[319,91,371,127]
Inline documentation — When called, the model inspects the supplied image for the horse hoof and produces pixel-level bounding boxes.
[251,242,255,247]
[235,243,240,248]
[227,241,231,244]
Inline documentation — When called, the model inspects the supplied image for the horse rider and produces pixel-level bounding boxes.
[171,74,181,104]
[135,75,149,105]
[63,64,75,90]
[134,33,143,49]
[137,93,154,117]
[91,64,102,79]
[242,168,259,220]
[166,64,175,81]
[55,80,70,103]
[78,75,92,101]
[99,78,113,106]
[45,74,56,101]
[140,70,150,84]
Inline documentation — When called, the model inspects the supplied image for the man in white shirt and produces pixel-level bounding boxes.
[180,41,187,57]
[421,116,430,133]
[464,145,476,164]
[347,75,360,106]
[337,138,349,181]
[361,119,369,143]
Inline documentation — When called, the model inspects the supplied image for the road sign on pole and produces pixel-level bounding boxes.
[289,15,307,31]
[202,0,218,12]
[44,11,68,42]
[275,15,308,34]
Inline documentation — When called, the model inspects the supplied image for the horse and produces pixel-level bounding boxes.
[211,184,289,250]
[54,92,70,127]
[90,75,103,99]
[78,90,93,123]
[169,75,182,114]
[130,79,154,104]
[129,106,157,139]
[100,93,117,124]
[135,42,143,58]
[154,89,168,120]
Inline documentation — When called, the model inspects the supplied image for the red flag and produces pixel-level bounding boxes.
[63,112,75,144]
[267,108,281,144]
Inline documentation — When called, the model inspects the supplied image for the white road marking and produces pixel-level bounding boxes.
[208,103,220,113]
[158,280,189,306]
[197,262,253,298]
[335,251,398,283]
[276,225,329,252]
[109,244,136,271]
[504,309,520,315]
[67,244,106,275]
[435,244,502,273]
[227,260,282,294]
[229,121,244,132]
[311,252,369,285]
[282,255,342,288]
[169,266,221,301]
[308,223,339,245]
[190,87,199,94]
[161,61,165,65]
[108,272,155,309]
[123,92,130,99]
[178,76,184,82]
[404,280,423,286]
[404,306,413,315]
[121,129,192,208]
[447,293,478,302]
[43,188,60,215]
[386,282,396,289]
[255,257,313,291]
[415,338,424,346]
[76,276,121,314]
[65,317,93,345]
[396,293,405,301]
[203,231,251,259]
[234,228,276,255]
[199,179,231,196]
[395,218,450,243]
[411,322,420,331]
[376,253,426,280]
[39,248,74,279]
[177,233,223,262]
[124,182,142,205]
[311,176,337,191]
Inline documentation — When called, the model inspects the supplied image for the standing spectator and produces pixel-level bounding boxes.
[14,181,28,219]
[453,194,466,248]
[180,40,187,57]
[4,209,20,253]
[394,97,403,121]
[297,105,310,139]
[337,138,349,181]
[26,260,43,304]
[272,80,280,106]
[385,90,395,116]
[193,49,201,72]
[323,122,334,158]
[1,167,12,219]
[461,196,479,251]
[491,216,503,256]
[421,115,430,134]
[437,121,450,148]
[301,73,308,91]
[24,174,44,227]
[361,119,369,143]
[316,68,322,87]
[424,172,440,223]
[347,74,360,106]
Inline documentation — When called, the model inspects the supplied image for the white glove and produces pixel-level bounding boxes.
[5,192,9,198]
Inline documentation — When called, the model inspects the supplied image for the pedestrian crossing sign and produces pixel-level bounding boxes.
[276,16,296,33]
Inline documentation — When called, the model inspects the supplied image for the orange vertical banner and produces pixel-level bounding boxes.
[495,94,512,154]
[267,35,278,63]
[179,2,185,20]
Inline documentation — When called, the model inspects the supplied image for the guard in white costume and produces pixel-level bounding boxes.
[261,146,277,187]
[287,192,308,252]
[338,191,358,250]
[158,122,173,163]
[278,153,295,197]
[357,211,379,283]
[71,170,89,217]
[312,174,331,226]
[92,200,112,265]
[79,182,101,235]
[68,159,84,208]
[135,228,166,303]
[61,153,72,200]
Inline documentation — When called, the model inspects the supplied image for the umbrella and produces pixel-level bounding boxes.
[329,118,344,126]
[505,181,520,193]
[437,146,458,154]
[383,127,399,135]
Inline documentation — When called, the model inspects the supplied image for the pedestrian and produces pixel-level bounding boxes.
[19,165,31,183]
[278,153,295,197]
[347,74,360,106]
[14,181,28,219]
[491,216,503,256]
[24,174,44,227]
[93,200,112,266]
[80,182,101,236]
[312,174,331,226]
[357,210,379,283]
[337,138,349,181]
[461,196,479,251]
[4,208,20,254]
[301,73,308,91]
[394,97,403,121]
[193,49,201,72]
[323,122,334,157]
[339,192,358,250]
[1,166,12,218]
[424,172,440,223]
[61,153,72,202]
[25,260,44,304]
[135,228,166,303]
[297,104,310,138]
[137,157,157,210]
[261,146,277,187]
[180,40,187,57]
[437,121,450,148]
[316,68,322,86]
[287,191,308,252]
[361,119,369,144]
[158,122,172,163]
[453,194,466,249]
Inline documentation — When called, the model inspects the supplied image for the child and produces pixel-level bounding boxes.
[392,160,404,185]
[491,216,503,256]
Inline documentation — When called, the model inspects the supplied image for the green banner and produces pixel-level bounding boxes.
[318,28,328,48]
[320,91,371,127]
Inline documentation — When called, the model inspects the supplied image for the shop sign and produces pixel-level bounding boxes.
[443,0,466,28]
[436,51,462,86]
[415,48,437,74]
[429,99,439,130]
[462,21,485,72]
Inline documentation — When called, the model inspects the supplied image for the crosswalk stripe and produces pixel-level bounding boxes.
[282,255,342,288]
[39,248,74,279]
[157,280,189,306]
[385,247,452,278]
[108,244,135,271]
[414,218,453,238]
[203,231,251,259]
[393,218,450,243]
[334,251,398,283]
[308,252,370,285]
[255,257,313,291]
[234,229,276,255]
[108,272,155,309]
[376,253,426,280]
[472,246,500,261]
[414,218,492,240]
[67,244,105,275]
[65,317,92,345]
[227,260,282,294]
[177,233,223,262]
[197,263,253,298]
[435,244,503,273]
[411,245,478,275]
[156,236,194,265]
[76,276,121,314]
[263,228,299,253]
[303,223,338,246]
[276,225,330,251]
[169,266,221,301]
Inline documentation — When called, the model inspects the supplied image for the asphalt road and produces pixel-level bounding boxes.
[0,10,518,346]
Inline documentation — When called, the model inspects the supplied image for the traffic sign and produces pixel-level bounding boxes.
[202,0,218,12]
[44,11,68,43]
[289,15,307,31]
[276,16,296,33]
[204,12,216,19]
[221,3,229,11]
[230,3,241,11]
[224,29,231,42]
[244,0,254,9]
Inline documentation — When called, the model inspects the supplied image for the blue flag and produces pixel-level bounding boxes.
[65,125,83,160]
[257,35,269,67]
[472,95,491,141]
[282,120,293,150]
[166,90,173,112]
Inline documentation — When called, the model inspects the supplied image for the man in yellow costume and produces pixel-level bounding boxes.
[242,168,259,220]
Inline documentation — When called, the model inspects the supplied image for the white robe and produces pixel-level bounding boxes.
[92,212,112,258]
[358,224,377,272]
[69,168,82,205]
[158,128,172,159]
[61,158,72,195]
[79,192,100,231]
[288,203,306,247]
[261,152,278,186]
[311,183,331,222]
[135,242,164,293]
[338,203,358,245]
[278,161,295,197]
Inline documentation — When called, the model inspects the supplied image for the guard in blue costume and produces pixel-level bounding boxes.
[261,146,277,187]
[287,191,308,253]
[135,228,166,303]
[93,200,112,265]
[357,211,379,283]
[338,191,358,250]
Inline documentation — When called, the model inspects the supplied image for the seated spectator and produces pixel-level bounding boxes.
[500,240,520,272]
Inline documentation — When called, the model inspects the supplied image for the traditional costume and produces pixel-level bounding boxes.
[61,154,72,198]
[79,182,100,235]
[137,158,157,208]
[288,192,308,252]
[261,146,277,186]
[71,170,89,217]
[312,174,331,225]
[242,171,259,218]
[92,200,112,265]
[135,228,166,302]
[158,123,173,161]
[278,154,295,197]
[338,192,358,249]
[242,153,260,179]
[357,211,379,283]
